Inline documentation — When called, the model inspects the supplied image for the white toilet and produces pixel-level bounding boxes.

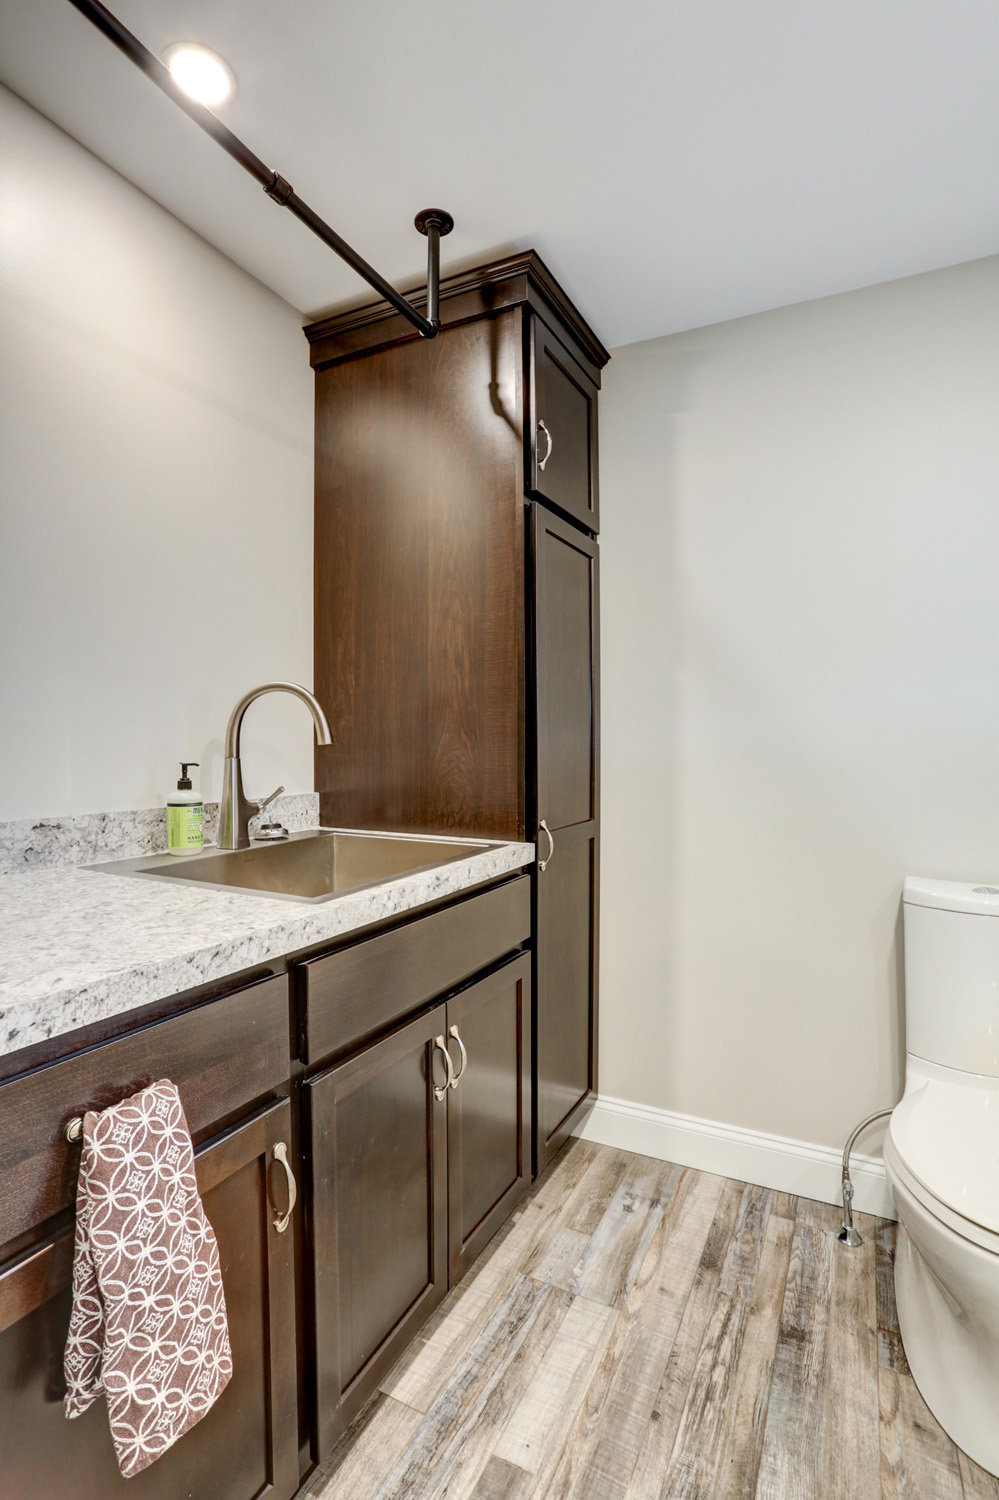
[886,876,999,1476]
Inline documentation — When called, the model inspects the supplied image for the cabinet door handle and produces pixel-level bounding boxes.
[447,1024,468,1088]
[271,1141,298,1234]
[433,1035,455,1101]
[538,819,555,872]
[538,419,553,472]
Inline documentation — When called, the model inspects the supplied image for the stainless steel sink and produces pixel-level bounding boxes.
[89,829,498,904]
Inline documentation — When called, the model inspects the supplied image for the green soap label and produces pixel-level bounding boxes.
[167,803,203,850]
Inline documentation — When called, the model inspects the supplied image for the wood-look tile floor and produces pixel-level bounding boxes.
[306,1140,999,1500]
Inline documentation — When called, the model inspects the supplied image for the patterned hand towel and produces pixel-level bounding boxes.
[63,1079,232,1478]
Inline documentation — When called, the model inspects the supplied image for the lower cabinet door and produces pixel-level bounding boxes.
[307,1003,449,1457]
[446,955,532,1283]
[0,1099,300,1500]
[536,820,599,1173]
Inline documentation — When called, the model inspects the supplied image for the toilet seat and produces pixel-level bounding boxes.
[886,1075,999,1254]
[886,1134,999,1255]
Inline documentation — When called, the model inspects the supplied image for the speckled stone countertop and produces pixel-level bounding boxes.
[0,831,534,1061]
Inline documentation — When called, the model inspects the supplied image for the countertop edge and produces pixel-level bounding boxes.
[0,836,534,1061]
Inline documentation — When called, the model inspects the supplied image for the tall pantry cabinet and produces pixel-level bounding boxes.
[305,252,608,1174]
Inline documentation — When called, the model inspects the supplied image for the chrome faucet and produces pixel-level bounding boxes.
[216,682,332,851]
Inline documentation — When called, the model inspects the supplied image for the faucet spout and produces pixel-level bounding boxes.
[216,681,332,851]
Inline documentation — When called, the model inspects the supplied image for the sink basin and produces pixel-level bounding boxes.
[89,829,499,904]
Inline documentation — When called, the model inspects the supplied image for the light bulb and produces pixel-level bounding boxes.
[163,44,235,107]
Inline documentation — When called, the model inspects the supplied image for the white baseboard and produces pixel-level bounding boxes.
[573,1093,895,1221]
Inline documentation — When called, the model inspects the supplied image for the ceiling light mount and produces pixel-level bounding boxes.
[414,210,455,237]
[67,0,452,338]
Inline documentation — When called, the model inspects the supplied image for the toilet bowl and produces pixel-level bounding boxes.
[885,1060,999,1474]
[888,877,999,1477]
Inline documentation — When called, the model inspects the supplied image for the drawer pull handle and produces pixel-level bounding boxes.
[271,1141,297,1234]
[538,819,555,872]
[433,1035,455,1101]
[447,1025,468,1089]
[66,1116,84,1143]
[538,419,553,472]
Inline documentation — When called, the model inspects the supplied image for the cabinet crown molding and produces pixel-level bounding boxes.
[303,249,610,380]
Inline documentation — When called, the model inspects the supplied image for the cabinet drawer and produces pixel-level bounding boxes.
[0,974,291,1249]
[300,876,530,1065]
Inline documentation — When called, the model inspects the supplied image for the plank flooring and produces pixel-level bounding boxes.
[306,1141,999,1500]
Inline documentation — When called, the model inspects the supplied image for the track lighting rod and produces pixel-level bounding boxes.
[67,0,452,338]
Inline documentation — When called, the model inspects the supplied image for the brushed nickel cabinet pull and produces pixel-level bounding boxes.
[447,1024,468,1088]
[433,1035,455,1101]
[538,419,553,472]
[538,819,555,872]
[271,1141,298,1233]
[66,1116,84,1143]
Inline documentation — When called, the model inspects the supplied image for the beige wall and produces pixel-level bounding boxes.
[599,254,999,1153]
[0,85,314,821]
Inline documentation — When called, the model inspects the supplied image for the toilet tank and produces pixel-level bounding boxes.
[903,877,999,1078]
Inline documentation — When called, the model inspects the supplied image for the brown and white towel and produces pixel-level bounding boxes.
[63,1079,232,1478]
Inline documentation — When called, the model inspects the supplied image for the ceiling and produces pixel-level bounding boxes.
[2,0,998,348]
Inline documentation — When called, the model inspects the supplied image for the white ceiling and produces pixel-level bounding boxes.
[2,0,998,348]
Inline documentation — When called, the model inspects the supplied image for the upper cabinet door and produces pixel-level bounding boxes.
[534,508,598,834]
[528,317,600,534]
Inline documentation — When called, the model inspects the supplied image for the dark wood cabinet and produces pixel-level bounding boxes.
[0,1099,300,1500]
[446,953,531,1282]
[0,247,606,1494]
[305,947,533,1454]
[306,1004,450,1453]
[0,876,534,1493]
[528,317,600,533]
[306,250,608,1186]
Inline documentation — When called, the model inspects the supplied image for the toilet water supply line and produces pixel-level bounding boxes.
[838,1107,895,1247]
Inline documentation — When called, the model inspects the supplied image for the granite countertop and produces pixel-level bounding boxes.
[0,829,534,1060]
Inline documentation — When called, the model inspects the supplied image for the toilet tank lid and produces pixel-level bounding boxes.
[903,877,999,916]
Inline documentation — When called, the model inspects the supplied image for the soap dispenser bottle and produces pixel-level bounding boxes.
[167,762,204,856]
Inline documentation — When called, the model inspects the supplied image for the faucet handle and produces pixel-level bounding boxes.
[253,786,285,817]
[250,786,289,841]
